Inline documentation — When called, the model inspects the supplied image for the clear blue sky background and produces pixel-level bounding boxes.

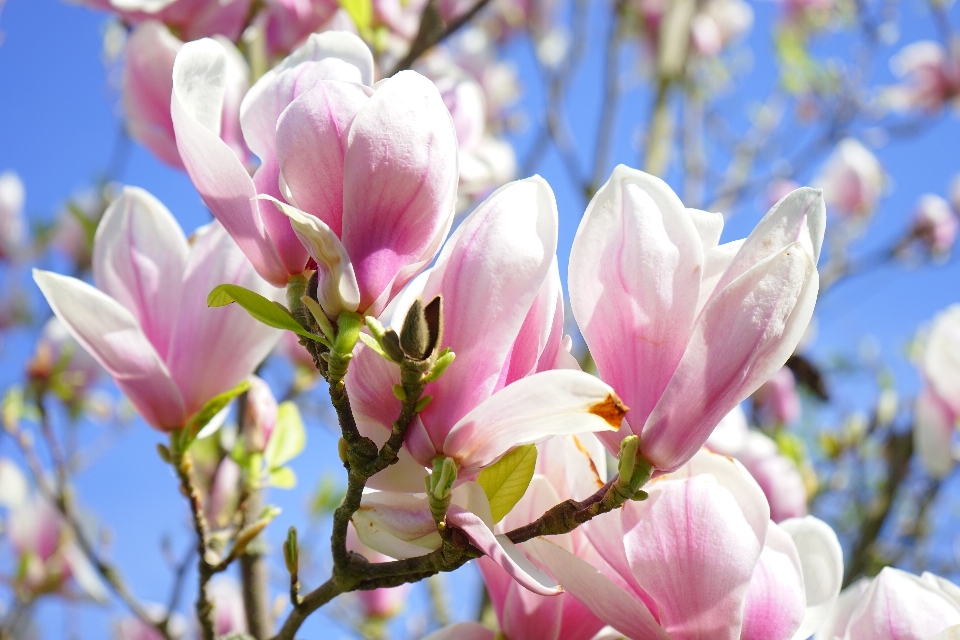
[0,0,959,636]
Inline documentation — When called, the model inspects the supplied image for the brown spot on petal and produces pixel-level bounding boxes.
[572,435,604,488]
[589,394,628,429]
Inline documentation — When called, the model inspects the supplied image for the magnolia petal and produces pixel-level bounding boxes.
[172,39,288,286]
[276,80,372,235]
[499,475,562,536]
[33,270,186,430]
[931,625,960,640]
[260,196,360,315]
[418,176,559,452]
[923,305,960,417]
[845,567,960,640]
[342,70,458,314]
[780,516,844,640]
[569,165,704,450]
[667,449,771,544]
[443,370,624,472]
[500,259,564,387]
[914,387,958,479]
[528,537,671,640]
[240,30,373,161]
[421,623,496,640]
[710,187,824,304]
[740,523,805,640]
[92,186,188,358]
[643,242,818,471]
[688,208,724,252]
[697,239,745,316]
[536,434,607,504]
[446,505,561,596]
[166,222,281,416]
[622,474,763,640]
[353,492,442,559]
[813,578,870,640]
[122,21,183,168]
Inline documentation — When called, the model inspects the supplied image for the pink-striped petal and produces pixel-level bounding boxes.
[342,70,458,315]
[92,186,188,359]
[442,370,624,472]
[740,522,805,640]
[779,516,844,640]
[166,222,281,415]
[569,165,704,452]
[528,537,671,640]
[419,177,558,448]
[642,243,818,471]
[171,39,289,286]
[276,80,372,235]
[33,270,186,431]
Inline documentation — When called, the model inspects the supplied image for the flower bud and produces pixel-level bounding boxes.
[0,171,26,261]
[912,194,958,257]
[243,376,278,454]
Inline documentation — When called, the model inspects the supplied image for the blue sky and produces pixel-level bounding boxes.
[1,0,959,636]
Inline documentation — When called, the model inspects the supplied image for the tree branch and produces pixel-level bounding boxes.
[389,0,496,75]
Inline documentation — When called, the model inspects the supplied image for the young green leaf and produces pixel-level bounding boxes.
[265,401,306,469]
[268,466,297,489]
[476,444,538,524]
[178,379,251,454]
[207,283,325,343]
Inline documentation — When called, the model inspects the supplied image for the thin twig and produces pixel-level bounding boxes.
[389,0,496,75]
[172,452,217,640]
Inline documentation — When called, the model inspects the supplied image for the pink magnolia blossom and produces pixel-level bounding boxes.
[205,457,240,527]
[242,375,279,453]
[736,431,808,523]
[570,164,823,472]
[815,568,960,640]
[123,21,249,169]
[690,0,754,57]
[530,450,843,640]
[172,33,458,318]
[912,194,958,257]
[0,170,26,261]
[72,0,252,40]
[813,138,883,219]
[348,179,625,595]
[33,187,280,432]
[887,40,960,113]
[753,366,802,426]
[207,577,247,635]
[347,177,623,476]
[257,0,342,56]
[421,623,496,640]
[913,305,960,478]
[27,317,103,391]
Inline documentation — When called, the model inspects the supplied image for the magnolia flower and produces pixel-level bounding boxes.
[753,366,802,426]
[34,187,280,432]
[172,32,458,320]
[911,194,958,257]
[0,170,26,261]
[813,138,883,220]
[690,0,753,57]
[736,431,808,523]
[257,0,343,56]
[570,165,823,471]
[242,375,279,453]
[27,317,102,392]
[5,485,108,602]
[208,577,247,635]
[73,0,251,41]
[886,40,960,113]
[914,305,960,478]
[815,567,960,640]
[707,407,808,522]
[123,21,249,169]
[530,450,844,640]
[348,177,623,477]
[349,178,625,595]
